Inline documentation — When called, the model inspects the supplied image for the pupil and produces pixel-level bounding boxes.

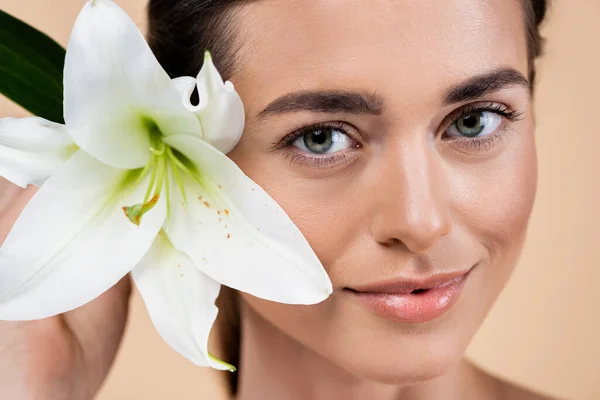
[463,114,478,128]
[303,128,334,153]
[311,130,328,144]
[456,112,484,137]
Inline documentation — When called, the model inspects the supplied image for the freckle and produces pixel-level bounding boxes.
[203,201,210,208]
[251,188,254,192]
[217,210,221,215]
[177,264,181,268]
[224,209,229,216]
[198,195,203,200]
[218,185,222,189]
[227,233,231,239]
[218,218,222,222]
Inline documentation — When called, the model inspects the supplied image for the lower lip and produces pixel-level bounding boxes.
[349,274,469,324]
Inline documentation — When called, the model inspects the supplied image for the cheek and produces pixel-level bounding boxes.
[270,185,359,272]
[451,127,538,298]
[228,122,538,382]
[228,141,360,272]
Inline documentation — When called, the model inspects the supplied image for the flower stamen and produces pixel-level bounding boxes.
[143,156,159,205]
[123,140,201,225]
[122,194,159,226]
[149,146,165,156]
[164,156,171,219]
[132,155,155,189]
[166,147,205,189]
[167,147,190,206]
[123,142,167,226]
[152,148,166,199]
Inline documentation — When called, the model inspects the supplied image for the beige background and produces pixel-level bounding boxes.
[0,0,598,399]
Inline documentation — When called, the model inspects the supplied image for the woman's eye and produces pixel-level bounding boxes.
[446,111,503,138]
[292,127,354,154]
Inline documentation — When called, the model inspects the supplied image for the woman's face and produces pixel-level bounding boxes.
[226,0,537,383]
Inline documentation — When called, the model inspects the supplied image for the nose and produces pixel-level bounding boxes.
[370,138,452,253]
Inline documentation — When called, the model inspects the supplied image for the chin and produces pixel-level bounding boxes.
[313,305,474,386]
[310,269,493,386]
[335,335,467,385]
[242,286,484,387]
[352,355,460,386]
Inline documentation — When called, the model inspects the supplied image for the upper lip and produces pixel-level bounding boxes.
[347,268,472,295]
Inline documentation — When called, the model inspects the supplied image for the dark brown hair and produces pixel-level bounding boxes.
[148,0,549,84]
[146,0,549,393]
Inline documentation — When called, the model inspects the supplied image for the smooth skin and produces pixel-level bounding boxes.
[0,181,131,399]
[227,0,552,399]
[0,0,556,399]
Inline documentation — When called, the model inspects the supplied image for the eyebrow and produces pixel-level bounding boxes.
[257,90,384,119]
[443,68,530,106]
[256,67,529,119]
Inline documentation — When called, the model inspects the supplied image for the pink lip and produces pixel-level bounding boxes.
[347,269,473,324]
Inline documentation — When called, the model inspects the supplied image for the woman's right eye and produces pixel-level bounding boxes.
[292,126,356,155]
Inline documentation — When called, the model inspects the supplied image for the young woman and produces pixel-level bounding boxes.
[0,0,558,399]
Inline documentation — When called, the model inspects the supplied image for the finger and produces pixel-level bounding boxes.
[63,274,133,393]
[0,180,38,244]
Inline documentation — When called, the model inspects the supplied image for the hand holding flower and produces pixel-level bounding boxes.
[0,0,332,379]
[0,184,132,400]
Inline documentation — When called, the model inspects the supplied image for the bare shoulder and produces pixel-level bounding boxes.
[498,380,561,400]
[463,360,561,400]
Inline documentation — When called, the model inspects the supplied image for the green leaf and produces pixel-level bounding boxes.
[0,9,66,123]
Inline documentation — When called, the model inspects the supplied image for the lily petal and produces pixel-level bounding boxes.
[172,76,197,107]
[63,0,200,169]
[182,52,245,154]
[163,135,332,304]
[0,117,76,188]
[0,151,166,320]
[132,230,233,371]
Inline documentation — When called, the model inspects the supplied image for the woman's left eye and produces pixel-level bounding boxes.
[446,111,503,138]
[292,127,355,154]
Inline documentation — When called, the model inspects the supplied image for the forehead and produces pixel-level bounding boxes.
[231,0,529,112]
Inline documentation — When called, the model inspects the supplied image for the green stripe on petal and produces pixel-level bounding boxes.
[163,135,333,305]
[63,0,200,170]
[0,151,166,319]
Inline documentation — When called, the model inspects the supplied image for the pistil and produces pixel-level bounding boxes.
[122,140,195,226]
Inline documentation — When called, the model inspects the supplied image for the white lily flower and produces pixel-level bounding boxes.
[0,0,332,371]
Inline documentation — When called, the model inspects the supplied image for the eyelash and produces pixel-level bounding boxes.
[277,121,358,168]
[442,102,524,152]
[277,103,524,168]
